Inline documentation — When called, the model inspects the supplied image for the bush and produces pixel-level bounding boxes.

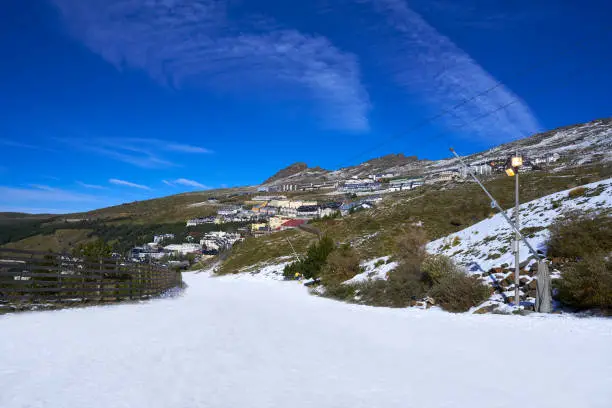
[394,227,427,265]
[568,187,586,198]
[451,236,461,247]
[430,270,491,313]
[320,245,361,287]
[421,254,459,285]
[547,210,612,259]
[556,253,612,314]
[283,235,335,280]
[384,262,427,307]
[323,283,359,302]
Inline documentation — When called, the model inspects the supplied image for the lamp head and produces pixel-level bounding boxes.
[511,156,523,168]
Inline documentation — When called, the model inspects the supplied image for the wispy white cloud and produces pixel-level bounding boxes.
[166,144,212,154]
[0,206,73,214]
[0,139,56,152]
[51,0,370,131]
[162,180,175,187]
[0,186,98,203]
[174,178,209,189]
[29,184,56,191]
[109,178,151,190]
[56,137,210,168]
[77,181,107,190]
[410,0,552,30]
[357,0,541,141]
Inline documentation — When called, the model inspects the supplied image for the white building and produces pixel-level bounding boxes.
[153,234,175,244]
[186,217,215,226]
[388,178,423,191]
[218,206,241,216]
[164,244,202,256]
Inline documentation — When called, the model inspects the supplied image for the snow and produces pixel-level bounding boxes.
[2,272,611,408]
[427,178,612,273]
[344,256,398,284]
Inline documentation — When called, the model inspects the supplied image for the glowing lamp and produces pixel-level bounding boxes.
[511,156,523,168]
[505,167,516,177]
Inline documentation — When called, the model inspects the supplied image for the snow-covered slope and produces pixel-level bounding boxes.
[344,256,398,284]
[2,272,611,408]
[427,178,612,273]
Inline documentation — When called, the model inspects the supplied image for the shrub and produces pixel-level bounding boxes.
[547,210,612,259]
[74,239,113,261]
[421,254,458,285]
[394,227,427,266]
[283,235,335,280]
[320,245,361,287]
[384,262,428,307]
[430,270,491,313]
[451,236,461,247]
[374,259,386,268]
[568,187,586,198]
[323,283,359,302]
[556,253,612,314]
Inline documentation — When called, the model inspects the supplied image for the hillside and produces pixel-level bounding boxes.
[260,118,612,186]
[220,163,611,274]
[427,178,612,272]
[2,118,610,255]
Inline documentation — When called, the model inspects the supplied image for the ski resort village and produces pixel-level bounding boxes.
[2,2,612,406]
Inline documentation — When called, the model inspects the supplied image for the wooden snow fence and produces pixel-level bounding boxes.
[0,248,182,306]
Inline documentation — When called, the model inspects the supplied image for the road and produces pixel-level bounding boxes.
[1,271,611,408]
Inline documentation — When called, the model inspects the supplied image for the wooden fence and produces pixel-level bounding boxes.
[0,248,183,306]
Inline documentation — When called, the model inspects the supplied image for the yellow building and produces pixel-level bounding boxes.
[251,223,267,232]
[251,202,269,213]
[268,216,285,230]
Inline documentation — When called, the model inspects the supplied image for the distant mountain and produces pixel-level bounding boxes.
[263,162,308,184]
[261,118,612,186]
[430,117,612,171]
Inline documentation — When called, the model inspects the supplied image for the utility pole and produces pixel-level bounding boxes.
[450,148,552,312]
[514,152,520,308]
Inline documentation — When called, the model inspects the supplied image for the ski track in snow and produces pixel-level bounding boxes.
[2,272,612,408]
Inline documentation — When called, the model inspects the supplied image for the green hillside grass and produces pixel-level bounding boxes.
[2,229,95,253]
[2,163,608,267]
[218,164,610,272]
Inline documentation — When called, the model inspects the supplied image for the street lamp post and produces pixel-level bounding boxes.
[506,154,523,308]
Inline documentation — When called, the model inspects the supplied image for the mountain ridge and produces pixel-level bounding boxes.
[260,117,612,186]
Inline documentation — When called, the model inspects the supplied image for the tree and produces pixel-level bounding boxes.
[75,239,113,261]
[283,235,336,280]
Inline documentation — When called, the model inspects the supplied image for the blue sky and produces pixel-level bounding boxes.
[0,0,610,214]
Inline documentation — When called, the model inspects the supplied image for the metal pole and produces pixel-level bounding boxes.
[449,148,540,259]
[514,168,520,308]
[286,238,301,263]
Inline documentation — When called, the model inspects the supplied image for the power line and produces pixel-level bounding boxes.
[336,30,611,169]
[418,62,587,159]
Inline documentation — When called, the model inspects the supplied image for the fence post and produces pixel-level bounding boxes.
[536,260,552,313]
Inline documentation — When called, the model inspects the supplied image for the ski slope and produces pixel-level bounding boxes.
[2,272,611,408]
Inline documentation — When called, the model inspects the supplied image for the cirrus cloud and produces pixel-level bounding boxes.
[164,178,210,190]
[51,0,370,131]
[355,0,541,142]
[109,178,151,190]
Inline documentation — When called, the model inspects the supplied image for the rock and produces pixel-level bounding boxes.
[473,304,499,314]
